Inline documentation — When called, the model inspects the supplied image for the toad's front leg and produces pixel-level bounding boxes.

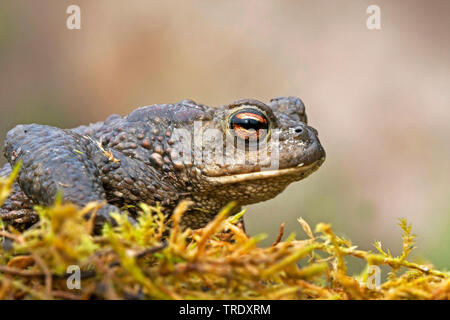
[4,124,121,233]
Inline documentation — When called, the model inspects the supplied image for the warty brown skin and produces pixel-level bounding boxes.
[0,97,325,233]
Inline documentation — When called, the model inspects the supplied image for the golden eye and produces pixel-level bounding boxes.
[229,109,269,141]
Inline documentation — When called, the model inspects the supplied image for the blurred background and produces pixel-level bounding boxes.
[0,0,449,270]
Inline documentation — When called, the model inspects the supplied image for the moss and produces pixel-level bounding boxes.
[0,165,449,300]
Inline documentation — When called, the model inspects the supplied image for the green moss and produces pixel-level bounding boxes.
[0,165,449,300]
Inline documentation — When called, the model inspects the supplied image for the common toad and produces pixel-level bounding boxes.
[0,97,325,232]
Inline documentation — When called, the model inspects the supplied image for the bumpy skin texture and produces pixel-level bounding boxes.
[1,97,325,233]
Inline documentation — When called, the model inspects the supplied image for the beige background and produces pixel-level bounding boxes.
[0,1,449,269]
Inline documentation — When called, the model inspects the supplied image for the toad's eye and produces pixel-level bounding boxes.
[229,109,269,141]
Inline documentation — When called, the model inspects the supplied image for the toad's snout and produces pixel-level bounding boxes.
[296,124,325,166]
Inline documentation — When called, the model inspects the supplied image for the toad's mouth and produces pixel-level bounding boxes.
[203,156,325,185]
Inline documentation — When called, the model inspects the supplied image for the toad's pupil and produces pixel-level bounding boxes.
[233,118,263,130]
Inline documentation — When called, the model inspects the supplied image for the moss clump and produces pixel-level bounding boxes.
[0,166,449,300]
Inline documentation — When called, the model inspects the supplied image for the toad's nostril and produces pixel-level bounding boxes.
[294,126,304,134]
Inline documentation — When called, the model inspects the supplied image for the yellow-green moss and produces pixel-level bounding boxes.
[0,165,449,300]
